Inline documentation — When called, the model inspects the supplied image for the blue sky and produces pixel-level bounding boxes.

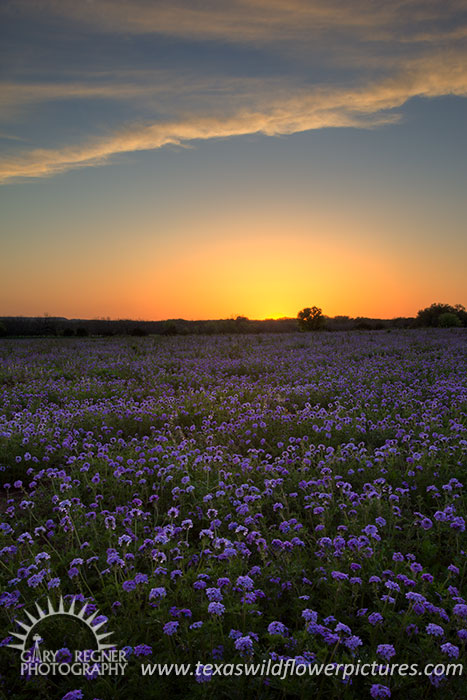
[1,0,466,319]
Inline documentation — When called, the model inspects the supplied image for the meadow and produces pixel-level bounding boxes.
[0,330,465,700]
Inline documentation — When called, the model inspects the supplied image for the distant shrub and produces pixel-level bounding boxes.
[162,322,178,336]
[356,321,372,330]
[438,312,462,328]
[131,327,148,337]
[0,321,7,337]
[76,327,89,337]
[62,327,75,337]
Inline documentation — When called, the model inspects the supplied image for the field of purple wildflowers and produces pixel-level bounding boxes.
[0,330,466,699]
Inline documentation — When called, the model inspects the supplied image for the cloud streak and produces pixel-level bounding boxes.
[0,82,153,119]
[2,49,467,183]
[0,74,307,118]
[1,0,467,183]
[10,0,467,46]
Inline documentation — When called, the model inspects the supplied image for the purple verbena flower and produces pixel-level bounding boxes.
[370,684,391,699]
[267,621,288,636]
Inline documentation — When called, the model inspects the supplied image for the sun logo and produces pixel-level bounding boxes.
[7,596,114,653]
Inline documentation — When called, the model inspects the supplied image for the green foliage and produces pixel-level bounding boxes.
[297,306,325,331]
[437,312,462,328]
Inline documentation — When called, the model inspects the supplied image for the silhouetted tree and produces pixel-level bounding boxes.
[297,306,325,331]
[454,304,467,326]
[235,316,249,333]
[416,303,466,327]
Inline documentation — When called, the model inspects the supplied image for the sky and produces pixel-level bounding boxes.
[1,0,466,321]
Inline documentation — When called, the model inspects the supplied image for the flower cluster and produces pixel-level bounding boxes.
[0,330,465,698]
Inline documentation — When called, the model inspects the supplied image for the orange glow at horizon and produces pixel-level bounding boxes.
[142,232,406,320]
[1,211,465,321]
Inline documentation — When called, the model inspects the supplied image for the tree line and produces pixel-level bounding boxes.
[0,302,463,338]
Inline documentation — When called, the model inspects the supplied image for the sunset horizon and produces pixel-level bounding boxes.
[1,1,466,320]
[1,304,465,323]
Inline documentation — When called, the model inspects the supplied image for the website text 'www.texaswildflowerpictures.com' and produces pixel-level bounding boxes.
[140,659,464,682]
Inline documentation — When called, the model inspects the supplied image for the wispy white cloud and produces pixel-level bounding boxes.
[2,47,467,183]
